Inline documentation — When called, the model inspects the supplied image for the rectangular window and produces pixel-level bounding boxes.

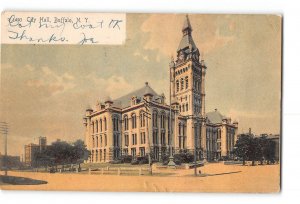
[131,148,136,157]
[140,147,145,157]
[132,133,137,145]
[140,132,146,144]
[161,132,165,145]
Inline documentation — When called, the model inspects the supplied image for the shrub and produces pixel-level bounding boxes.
[137,156,149,164]
[120,155,133,163]
[161,154,170,165]
[173,152,194,165]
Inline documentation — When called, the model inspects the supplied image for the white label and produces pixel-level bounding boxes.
[1,12,126,45]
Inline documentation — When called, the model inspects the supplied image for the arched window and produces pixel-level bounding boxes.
[132,113,136,129]
[113,117,119,131]
[161,113,165,129]
[95,120,98,133]
[176,80,179,92]
[140,111,145,127]
[104,117,107,131]
[99,119,102,132]
[92,121,95,134]
[181,78,184,90]
[124,115,129,130]
[185,76,188,89]
[152,110,158,128]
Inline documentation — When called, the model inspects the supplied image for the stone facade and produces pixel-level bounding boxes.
[83,15,238,163]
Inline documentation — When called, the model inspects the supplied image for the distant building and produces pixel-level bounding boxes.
[0,153,21,169]
[24,136,47,167]
[83,16,238,163]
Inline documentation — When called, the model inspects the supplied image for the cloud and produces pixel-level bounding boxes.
[86,74,134,99]
[141,14,236,57]
[26,66,76,95]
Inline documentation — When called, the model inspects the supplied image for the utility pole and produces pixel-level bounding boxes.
[143,98,152,175]
[0,122,8,176]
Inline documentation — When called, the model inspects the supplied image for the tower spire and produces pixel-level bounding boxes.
[182,14,192,35]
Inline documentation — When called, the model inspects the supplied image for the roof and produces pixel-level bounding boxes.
[113,82,160,108]
[206,109,226,124]
[177,15,198,52]
[182,15,192,32]
[177,35,198,52]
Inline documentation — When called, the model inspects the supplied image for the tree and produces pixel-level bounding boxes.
[70,140,90,169]
[248,137,263,166]
[263,139,276,164]
[233,134,251,165]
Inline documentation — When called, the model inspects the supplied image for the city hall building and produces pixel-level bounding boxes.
[83,16,238,163]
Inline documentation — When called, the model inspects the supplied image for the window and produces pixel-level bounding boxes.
[113,117,118,131]
[179,105,181,112]
[92,136,95,148]
[100,135,102,147]
[176,80,179,92]
[179,123,181,136]
[140,147,145,157]
[185,76,188,89]
[104,149,106,161]
[99,119,102,132]
[132,113,137,129]
[161,132,165,145]
[95,120,98,133]
[104,134,107,146]
[153,131,158,144]
[95,150,98,162]
[104,117,107,131]
[161,113,165,129]
[124,134,129,146]
[96,136,98,148]
[186,103,188,111]
[152,111,158,128]
[183,105,185,112]
[140,132,146,144]
[132,133,137,145]
[131,148,136,157]
[124,149,128,156]
[140,112,145,127]
[181,78,184,90]
[92,122,95,134]
[124,115,129,130]
[114,133,119,147]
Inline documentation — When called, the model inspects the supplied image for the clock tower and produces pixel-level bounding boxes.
[169,15,207,157]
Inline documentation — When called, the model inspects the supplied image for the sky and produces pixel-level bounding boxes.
[0,14,282,156]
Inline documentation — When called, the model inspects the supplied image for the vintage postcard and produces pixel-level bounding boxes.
[0,12,281,192]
